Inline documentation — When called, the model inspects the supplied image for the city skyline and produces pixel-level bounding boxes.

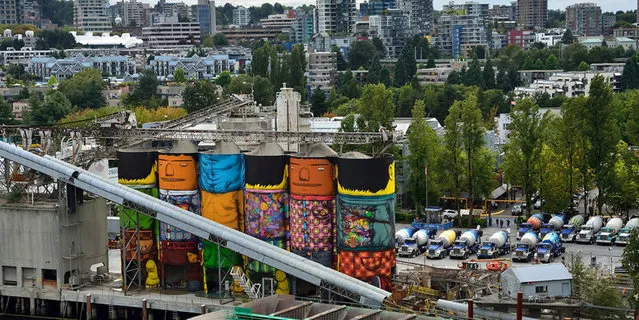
[110,0,634,13]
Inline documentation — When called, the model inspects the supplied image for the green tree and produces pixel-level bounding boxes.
[0,98,15,125]
[27,91,72,125]
[458,94,488,225]
[608,141,639,220]
[215,71,232,88]
[356,84,394,132]
[623,229,639,311]
[228,74,253,94]
[173,67,187,83]
[621,57,639,91]
[251,43,272,77]
[562,29,575,44]
[465,57,484,88]
[58,68,106,109]
[584,75,619,213]
[396,84,415,117]
[557,97,588,211]
[371,37,386,58]
[337,71,361,99]
[201,35,215,47]
[182,80,219,113]
[380,67,392,87]
[290,44,306,99]
[578,61,590,71]
[503,99,543,217]
[394,40,417,87]
[426,56,436,68]
[253,76,274,106]
[340,113,356,132]
[332,45,349,71]
[407,100,441,213]
[482,59,495,89]
[522,56,534,70]
[213,33,229,46]
[545,54,559,69]
[533,58,545,70]
[348,40,376,70]
[47,75,58,87]
[367,54,382,84]
[310,87,327,116]
[124,69,160,107]
[441,97,466,225]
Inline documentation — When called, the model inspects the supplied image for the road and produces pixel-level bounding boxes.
[396,218,625,274]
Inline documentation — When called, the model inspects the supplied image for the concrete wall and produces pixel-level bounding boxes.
[0,196,108,290]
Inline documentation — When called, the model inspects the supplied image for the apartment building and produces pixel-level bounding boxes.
[142,21,201,48]
[566,3,602,37]
[148,55,236,80]
[27,55,135,80]
[360,0,396,16]
[316,0,357,35]
[0,0,17,24]
[507,30,535,50]
[436,2,489,58]
[517,0,547,28]
[397,0,433,35]
[197,0,215,35]
[233,6,250,26]
[307,51,337,92]
[290,13,314,43]
[369,9,410,58]
[74,0,112,33]
[514,71,621,98]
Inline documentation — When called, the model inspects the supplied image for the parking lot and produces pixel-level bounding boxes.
[396,216,626,274]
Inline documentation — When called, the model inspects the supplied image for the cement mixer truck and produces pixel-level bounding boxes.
[596,217,623,245]
[397,228,437,257]
[517,214,544,240]
[539,215,566,238]
[426,230,459,259]
[450,228,483,259]
[536,233,565,263]
[616,218,639,246]
[561,215,585,243]
[576,216,603,244]
[512,232,538,262]
[477,230,511,259]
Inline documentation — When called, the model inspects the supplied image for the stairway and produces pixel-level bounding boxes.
[230,266,263,299]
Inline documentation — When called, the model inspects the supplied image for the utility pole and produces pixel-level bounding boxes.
[425,163,428,209]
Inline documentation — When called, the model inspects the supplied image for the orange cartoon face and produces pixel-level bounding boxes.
[289,158,335,196]
[158,154,198,190]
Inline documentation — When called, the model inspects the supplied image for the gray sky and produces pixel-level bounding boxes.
[113,0,634,13]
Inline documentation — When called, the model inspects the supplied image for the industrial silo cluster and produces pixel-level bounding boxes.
[117,142,397,295]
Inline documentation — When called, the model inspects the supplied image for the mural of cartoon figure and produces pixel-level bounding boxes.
[145,260,160,288]
[158,153,198,190]
[289,157,335,196]
[336,155,395,196]
[117,150,158,186]
[275,270,290,294]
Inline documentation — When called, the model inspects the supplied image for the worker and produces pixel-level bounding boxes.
[507,219,510,228]
[500,219,504,228]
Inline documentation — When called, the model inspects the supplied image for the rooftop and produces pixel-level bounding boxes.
[506,263,573,283]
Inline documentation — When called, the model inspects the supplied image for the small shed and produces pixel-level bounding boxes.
[501,263,573,299]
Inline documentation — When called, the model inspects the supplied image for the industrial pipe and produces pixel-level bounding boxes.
[467,299,473,319]
[436,299,537,320]
[517,292,523,320]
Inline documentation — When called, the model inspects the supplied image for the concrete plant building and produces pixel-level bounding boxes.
[316,0,357,35]
[566,3,602,37]
[517,0,547,28]
[501,264,572,299]
[74,0,112,33]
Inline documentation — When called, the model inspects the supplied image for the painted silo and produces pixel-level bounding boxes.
[157,141,201,291]
[336,152,396,291]
[244,142,290,294]
[117,148,159,288]
[289,143,337,268]
[198,142,244,292]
